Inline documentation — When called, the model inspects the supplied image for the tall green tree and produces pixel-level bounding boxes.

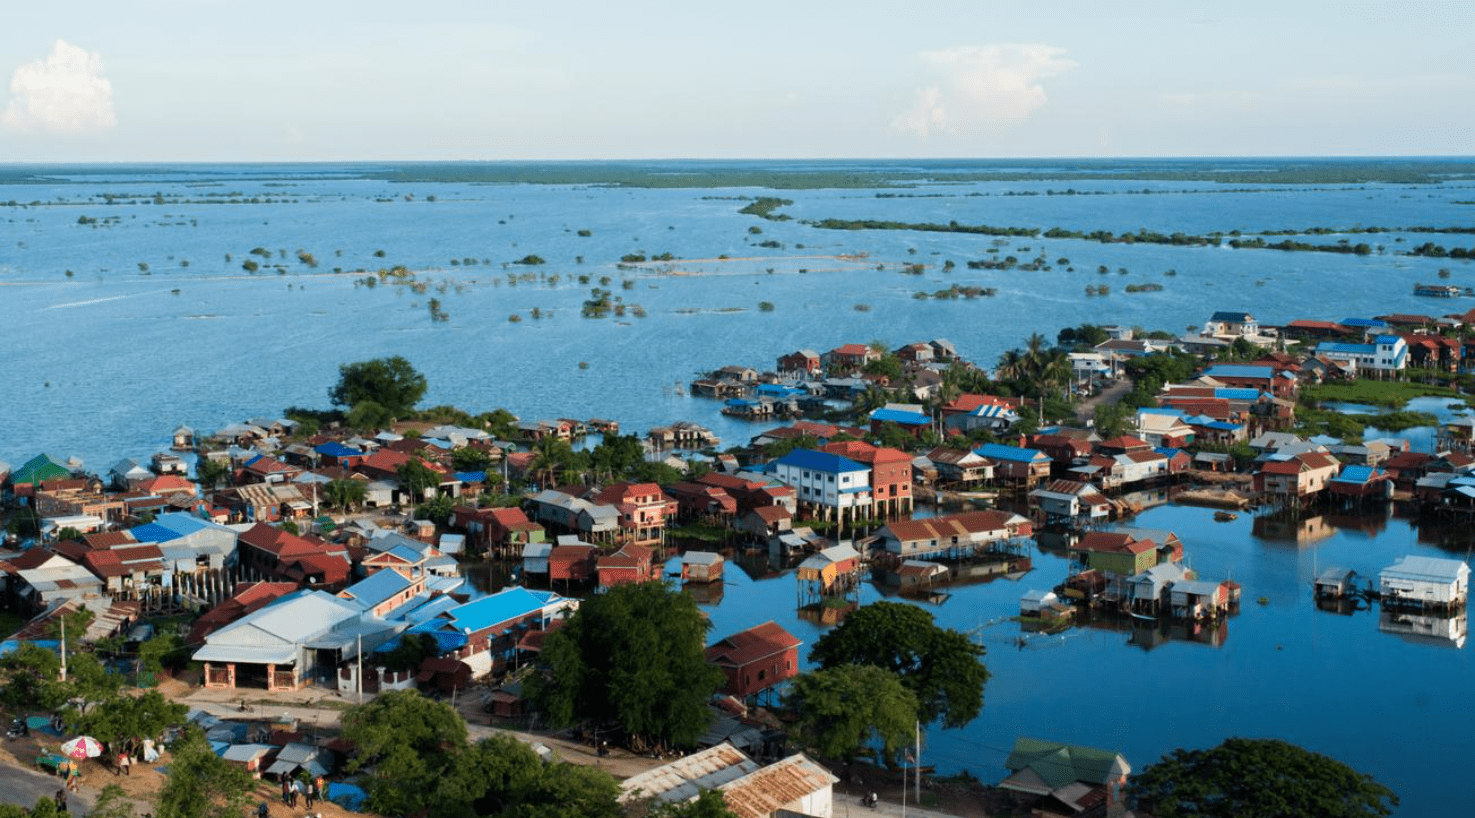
[342,690,469,817]
[73,689,187,748]
[526,582,722,751]
[786,664,918,764]
[1129,738,1397,818]
[0,642,67,710]
[329,356,427,417]
[63,652,123,713]
[155,727,256,818]
[397,458,442,503]
[809,600,988,729]
[323,478,368,511]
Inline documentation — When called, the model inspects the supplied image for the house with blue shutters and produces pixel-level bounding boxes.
[770,449,871,525]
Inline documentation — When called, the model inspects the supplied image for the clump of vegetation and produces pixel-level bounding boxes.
[738,197,794,220]
[758,301,775,312]
[514,254,546,265]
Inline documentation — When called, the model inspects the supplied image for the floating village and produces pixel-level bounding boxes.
[4,303,1475,818]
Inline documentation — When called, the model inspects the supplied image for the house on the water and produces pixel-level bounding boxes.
[1380,556,1470,613]
[706,620,802,700]
[680,551,724,584]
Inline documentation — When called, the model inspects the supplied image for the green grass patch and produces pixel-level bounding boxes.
[667,522,729,542]
[1302,380,1457,408]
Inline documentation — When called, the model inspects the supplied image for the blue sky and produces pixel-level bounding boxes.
[2,1,1470,161]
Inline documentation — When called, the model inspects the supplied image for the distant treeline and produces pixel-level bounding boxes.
[804,215,1475,259]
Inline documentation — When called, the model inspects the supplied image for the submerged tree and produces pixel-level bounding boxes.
[809,600,988,729]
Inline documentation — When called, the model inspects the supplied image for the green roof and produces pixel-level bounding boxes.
[1004,737,1128,790]
[10,454,71,486]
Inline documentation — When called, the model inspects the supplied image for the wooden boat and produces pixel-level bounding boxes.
[1213,511,1238,522]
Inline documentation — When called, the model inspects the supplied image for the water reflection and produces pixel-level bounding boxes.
[1379,608,1468,649]
[1251,512,1337,547]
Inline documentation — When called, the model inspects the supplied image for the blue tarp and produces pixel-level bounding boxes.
[327,782,367,811]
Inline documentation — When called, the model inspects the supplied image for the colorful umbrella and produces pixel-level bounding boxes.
[60,736,103,759]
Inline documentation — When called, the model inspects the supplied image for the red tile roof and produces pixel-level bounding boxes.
[707,621,802,668]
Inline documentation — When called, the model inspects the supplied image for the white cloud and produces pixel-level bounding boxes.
[3,40,116,133]
[894,44,1075,136]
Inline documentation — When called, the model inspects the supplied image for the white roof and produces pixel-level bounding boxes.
[1381,555,1471,584]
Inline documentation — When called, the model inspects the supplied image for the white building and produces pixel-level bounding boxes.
[1380,555,1470,610]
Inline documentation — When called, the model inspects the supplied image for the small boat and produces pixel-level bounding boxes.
[1213,511,1238,522]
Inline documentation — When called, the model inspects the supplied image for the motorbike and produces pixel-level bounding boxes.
[860,793,878,808]
[5,718,26,739]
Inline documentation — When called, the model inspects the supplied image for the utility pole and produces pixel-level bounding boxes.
[60,614,67,683]
[356,633,363,704]
[915,720,921,806]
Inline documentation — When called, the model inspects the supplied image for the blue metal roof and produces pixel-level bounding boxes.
[775,449,869,473]
[1213,388,1262,400]
[870,408,931,426]
[437,586,548,634]
[1317,342,1375,355]
[341,569,413,610]
[315,442,363,458]
[128,522,178,543]
[1332,465,1382,484]
[455,471,487,484]
[1373,334,1402,345]
[1154,447,1184,459]
[974,443,1048,463]
[1204,365,1275,379]
[1341,317,1388,328]
[1210,311,1253,322]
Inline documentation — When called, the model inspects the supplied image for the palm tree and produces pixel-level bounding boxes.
[995,348,1026,384]
[529,436,571,489]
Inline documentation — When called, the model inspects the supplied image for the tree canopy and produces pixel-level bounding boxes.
[73,689,188,748]
[785,664,918,764]
[340,693,623,818]
[155,726,256,818]
[342,689,469,816]
[328,356,427,417]
[809,600,988,729]
[1128,738,1398,818]
[525,582,722,751]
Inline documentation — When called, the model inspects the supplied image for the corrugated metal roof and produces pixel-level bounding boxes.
[718,753,838,818]
[620,743,758,804]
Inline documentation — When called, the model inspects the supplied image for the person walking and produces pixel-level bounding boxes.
[55,789,68,814]
[305,776,319,809]
[281,777,293,807]
[118,750,131,776]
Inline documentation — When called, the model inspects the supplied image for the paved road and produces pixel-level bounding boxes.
[1075,378,1133,425]
[0,761,95,815]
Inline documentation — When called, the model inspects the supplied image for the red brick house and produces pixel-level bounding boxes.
[822,343,879,371]
[548,542,599,586]
[777,349,822,376]
[706,620,802,699]
[597,544,659,588]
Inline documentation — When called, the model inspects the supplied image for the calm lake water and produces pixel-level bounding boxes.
[4,159,1475,814]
